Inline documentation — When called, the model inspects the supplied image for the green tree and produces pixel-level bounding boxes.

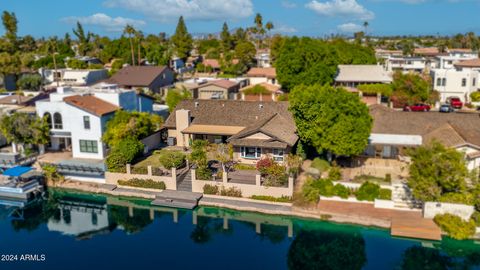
[17,74,42,91]
[1,11,18,51]
[0,113,50,146]
[72,21,92,56]
[391,71,432,105]
[171,16,192,61]
[234,41,256,73]
[165,88,192,112]
[102,111,162,147]
[0,52,20,78]
[220,22,232,53]
[289,85,372,157]
[66,58,88,69]
[123,24,137,66]
[408,142,468,202]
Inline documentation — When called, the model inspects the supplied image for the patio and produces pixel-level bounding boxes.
[342,157,409,181]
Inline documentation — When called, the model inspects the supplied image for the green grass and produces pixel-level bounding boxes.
[250,195,292,203]
[352,174,390,184]
[234,163,256,170]
[133,154,163,168]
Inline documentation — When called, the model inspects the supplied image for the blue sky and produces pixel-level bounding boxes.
[1,0,480,38]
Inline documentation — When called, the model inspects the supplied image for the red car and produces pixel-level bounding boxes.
[446,97,463,109]
[403,103,431,112]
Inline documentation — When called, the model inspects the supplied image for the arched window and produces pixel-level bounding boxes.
[53,112,63,129]
[44,113,52,129]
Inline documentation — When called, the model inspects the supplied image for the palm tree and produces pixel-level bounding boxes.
[123,24,136,66]
[265,22,274,48]
[45,37,59,87]
[363,21,369,36]
[135,30,144,66]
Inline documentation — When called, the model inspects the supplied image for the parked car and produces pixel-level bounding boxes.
[446,97,463,109]
[439,104,454,113]
[403,103,431,112]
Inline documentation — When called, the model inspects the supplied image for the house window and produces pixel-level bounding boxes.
[272,148,285,162]
[83,116,90,130]
[44,113,52,129]
[53,112,63,129]
[436,78,442,86]
[473,78,476,87]
[462,78,467,87]
[442,78,447,86]
[240,147,261,159]
[79,140,98,153]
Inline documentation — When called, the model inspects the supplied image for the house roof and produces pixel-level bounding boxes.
[414,47,440,56]
[454,58,480,68]
[246,67,276,79]
[203,59,220,69]
[105,66,168,87]
[164,100,298,148]
[199,80,239,89]
[370,105,480,148]
[241,82,281,93]
[335,65,392,83]
[64,95,119,116]
[0,95,32,105]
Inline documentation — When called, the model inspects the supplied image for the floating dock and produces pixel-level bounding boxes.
[391,217,442,241]
[151,190,203,209]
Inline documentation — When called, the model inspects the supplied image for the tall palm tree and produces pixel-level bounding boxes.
[123,24,136,66]
[135,30,144,66]
[363,21,369,36]
[46,37,59,87]
[265,22,274,48]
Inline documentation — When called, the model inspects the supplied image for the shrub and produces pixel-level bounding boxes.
[263,163,288,187]
[117,178,166,190]
[106,151,128,172]
[203,184,219,195]
[250,195,291,203]
[328,165,342,181]
[233,163,256,170]
[385,174,392,183]
[355,181,381,201]
[302,178,335,202]
[471,211,480,226]
[157,150,186,169]
[357,83,393,97]
[42,164,64,183]
[106,138,144,172]
[220,186,242,197]
[470,91,480,102]
[196,165,212,180]
[310,158,330,173]
[434,214,476,240]
[256,157,275,175]
[439,192,475,205]
[379,189,392,200]
[243,84,270,95]
[333,184,350,199]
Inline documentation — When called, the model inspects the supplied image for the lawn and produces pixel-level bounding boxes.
[133,154,163,168]
[351,174,391,185]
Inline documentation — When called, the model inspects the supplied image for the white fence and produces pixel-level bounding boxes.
[423,202,475,221]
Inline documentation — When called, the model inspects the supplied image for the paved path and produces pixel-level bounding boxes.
[201,197,292,212]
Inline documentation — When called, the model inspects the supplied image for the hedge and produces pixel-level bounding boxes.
[434,214,476,240]
[357,83,393,97]
[310,158,330,173]
[250,195,292,203]
[203,184,219,195]
[118,178,166,190]
[355,181,380,201]
[157,150,186,169]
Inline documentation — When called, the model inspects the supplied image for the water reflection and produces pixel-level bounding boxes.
[1,189,479,270]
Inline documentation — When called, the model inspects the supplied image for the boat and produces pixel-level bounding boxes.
[0,166,44,200]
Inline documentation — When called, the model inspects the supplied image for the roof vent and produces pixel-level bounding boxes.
[259,104,264,109]
[195,101,199,108]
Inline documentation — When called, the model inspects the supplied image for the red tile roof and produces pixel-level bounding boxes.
[203,59,220,69]
[246,67,276,78]
[64,95,119,116]
[454,58,480,68]
[202,80,239,89]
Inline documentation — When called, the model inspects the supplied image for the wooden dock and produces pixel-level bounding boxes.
[151,190,203,209]
[391,217,442,241]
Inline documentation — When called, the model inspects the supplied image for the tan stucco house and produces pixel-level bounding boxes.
[164,100,298,164]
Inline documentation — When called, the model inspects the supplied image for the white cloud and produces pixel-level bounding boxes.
[306,0,374,20]
[104,0,254,21]
[337,23,363,33]
[281,1,297,8]
[61,13,146,32]
[273,25,298,34]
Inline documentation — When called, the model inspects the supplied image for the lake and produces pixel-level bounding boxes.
[0,189,479,270]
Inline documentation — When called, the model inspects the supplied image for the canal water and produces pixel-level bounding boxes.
[0,189,479,270]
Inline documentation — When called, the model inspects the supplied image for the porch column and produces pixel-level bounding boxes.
[147,166,153,176]
[172,167,177,190]
[222,171,228,184]
[255,174,261,186]
[11,142,17,154]
[126,164,131,174]
[376,93,381,104]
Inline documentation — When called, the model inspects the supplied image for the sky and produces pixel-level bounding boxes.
[1,0,480,38]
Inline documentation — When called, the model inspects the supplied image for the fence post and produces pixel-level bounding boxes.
[147,166,152,176]
[126,164,131,174]
[255,174,261,186]
[288,176,294,195]
[222,171,228,184]
[172,167,177,190]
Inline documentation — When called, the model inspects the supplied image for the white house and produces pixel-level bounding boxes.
[35,85,154,160]
[255,49,272,68]
[335,65,392,88]
[430,59,480,103]
[384,56,427,73]
[39,68,108,87]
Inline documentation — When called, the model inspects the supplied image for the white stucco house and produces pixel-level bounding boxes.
[39,68,108,87]
[430,58,480,103]
[35,84,154,160]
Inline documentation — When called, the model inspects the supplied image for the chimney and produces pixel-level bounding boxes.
[176,109,191,148]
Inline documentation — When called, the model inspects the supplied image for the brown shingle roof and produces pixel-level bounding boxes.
[0,95,32,105]
[165,100,298,147]
[64,95,119,116]
[203,59,220,69]
[247,67,276,78]
[414,47,439,56]
[370,105,480,148]
[454,58,480,68]
[106,66,168,87]
[200,80,239,89]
